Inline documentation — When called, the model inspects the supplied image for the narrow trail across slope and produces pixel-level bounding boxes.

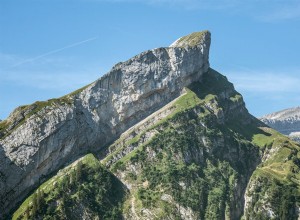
[131,196,139,219]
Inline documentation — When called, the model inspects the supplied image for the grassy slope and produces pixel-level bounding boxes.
[13,154,126,220]
[246,126,300,219]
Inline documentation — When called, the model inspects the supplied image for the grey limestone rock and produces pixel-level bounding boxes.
[0,31,211,216]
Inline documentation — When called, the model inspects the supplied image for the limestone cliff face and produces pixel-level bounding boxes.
[0,31,210,216]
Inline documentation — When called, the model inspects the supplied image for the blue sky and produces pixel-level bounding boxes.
[1,0,300,119]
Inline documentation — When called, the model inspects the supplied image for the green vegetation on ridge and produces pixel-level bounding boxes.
[107,69,300,219]
[174,30,209,47]
[13,154,126,220]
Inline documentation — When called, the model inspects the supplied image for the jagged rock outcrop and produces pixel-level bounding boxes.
[261,107,300,142]
[0,31,211,217]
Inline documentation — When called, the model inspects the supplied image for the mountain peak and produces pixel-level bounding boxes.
[261,106,300,121]
[261,106,300,141]
[170,30,211,48]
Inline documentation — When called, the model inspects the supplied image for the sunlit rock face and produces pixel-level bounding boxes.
[0,31,211,216]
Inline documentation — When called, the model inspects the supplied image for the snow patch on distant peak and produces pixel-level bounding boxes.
[261,106,300,121]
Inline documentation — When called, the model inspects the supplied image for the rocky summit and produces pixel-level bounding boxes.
[1,31,300,220]
[261,107,300,143]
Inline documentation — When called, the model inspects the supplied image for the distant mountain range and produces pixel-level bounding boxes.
[261,107,300,142]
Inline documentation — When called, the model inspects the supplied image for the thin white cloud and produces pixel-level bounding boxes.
[95,0,242,10]
[88,0,300,21]
[257,2,300,21]
[0,43,105,93]
[224,68,300,117]
[6,37,98,69]
[0,53,22,66]
[2,70,101,91]
[226,69,300,94]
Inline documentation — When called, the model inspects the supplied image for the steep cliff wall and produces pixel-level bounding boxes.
[0,31,210,216]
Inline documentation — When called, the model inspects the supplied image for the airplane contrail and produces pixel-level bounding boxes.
[10,36,98,68]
